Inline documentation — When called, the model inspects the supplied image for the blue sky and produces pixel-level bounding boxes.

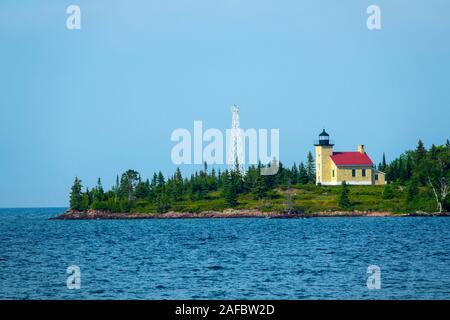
[1,0,449,207]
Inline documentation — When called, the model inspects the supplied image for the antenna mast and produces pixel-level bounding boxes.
[228,104,244,174]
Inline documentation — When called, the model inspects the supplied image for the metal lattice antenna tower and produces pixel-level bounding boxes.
[228,104,244,174]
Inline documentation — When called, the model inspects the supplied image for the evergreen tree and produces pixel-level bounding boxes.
[416,140,426,163]
[223,172,237,207]
[135,180,150,199]
[157,171,165,190]
[298,162,308,184]
[244,165,257,192]
[208,168,218,191]
[148,173,158,202]
[290,163,299,184]
[430,144,437,160]
[69,177,83,210]
[173,168,184,201]
[306,152,315,184]
[338,181,351,209]
[414,141,428,185]
[275,161,287,186]
[252,171,267,200]
[380,153,387,171]
[93,178,104,202]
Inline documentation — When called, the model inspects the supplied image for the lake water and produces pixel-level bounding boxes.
[0,207,449,299]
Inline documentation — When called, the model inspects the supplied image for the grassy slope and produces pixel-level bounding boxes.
[130,184,437,214]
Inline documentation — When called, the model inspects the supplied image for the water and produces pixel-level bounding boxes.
[0,208,450,299]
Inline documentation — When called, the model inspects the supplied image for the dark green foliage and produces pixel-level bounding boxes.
[156,189,170,213]
[134,180,150,199]
[380,153,387,172]
[172,168,184,201]
[251,171,267,200]
[222,170,238,207]
[298,162,308,184]
[339,181,351,209]
[80,189,91,211]
[120,169,140,201]
[68,140,450,214]
[306,152,315,184]
[69,177,83,210]
[382,184,395,199]
[383,139,450,212]
[405,178,419,204]
[416,140,426,163]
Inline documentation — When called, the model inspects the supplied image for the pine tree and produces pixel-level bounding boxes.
[157,171,165,190]
[416,140,426,163]
[338,181,350,209]
[252,172,267,200]
[306,152,315,184]
[414,140,428,185]
[148,173,158,202]
[290,163,299,184]
[69,177,83,211]
[298,162,308,184]
[135,180,150,199]
[430,144,437,160]
[223,172,237,207]
[93,178,104,202]
[380,153,387,171]
[173,168,184,201]
[208,168,218,190]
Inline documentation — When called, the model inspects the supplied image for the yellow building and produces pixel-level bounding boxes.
[314,130,385,185]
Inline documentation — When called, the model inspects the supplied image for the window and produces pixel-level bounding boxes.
[332,170,335,177]
[375,174,379,181]
[362,169,366,177]
[352,169,356,177]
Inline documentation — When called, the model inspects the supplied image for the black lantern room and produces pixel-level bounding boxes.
[315,129,334,146]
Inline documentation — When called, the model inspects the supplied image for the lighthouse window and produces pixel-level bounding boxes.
[352,169,356,177]
[332,170,335,177]
[362,169,366,177]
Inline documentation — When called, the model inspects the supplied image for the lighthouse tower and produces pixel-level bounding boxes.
[314,129,334,185]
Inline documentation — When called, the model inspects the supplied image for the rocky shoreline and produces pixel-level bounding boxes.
[50,209,450,220]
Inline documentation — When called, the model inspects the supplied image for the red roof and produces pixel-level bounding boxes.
[330,152,373,166]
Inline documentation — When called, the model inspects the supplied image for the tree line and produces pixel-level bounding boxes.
[70,152,316,213]
[70,140,450,214]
